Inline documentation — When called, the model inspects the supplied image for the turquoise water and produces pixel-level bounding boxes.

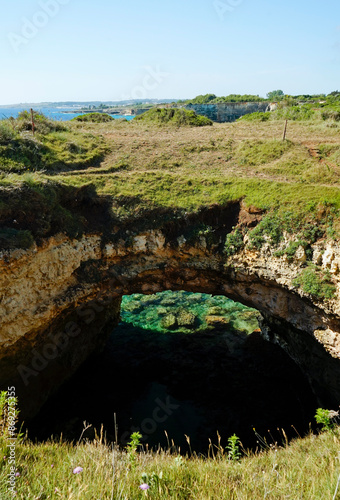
[0,106,135,121]
[121,291,260,335]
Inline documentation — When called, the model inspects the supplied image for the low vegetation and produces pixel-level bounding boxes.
[293,265,336,300]
[186,93,267,104]
[134,107,213,126]
[1,413,340,498]
[72,112,114,123]
[0,112,108,173]
[1,103,340,296]
[1,390,340,499]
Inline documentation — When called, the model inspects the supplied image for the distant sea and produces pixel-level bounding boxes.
[0,106,135,121]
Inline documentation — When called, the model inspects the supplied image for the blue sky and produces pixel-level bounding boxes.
[1,0,340,104]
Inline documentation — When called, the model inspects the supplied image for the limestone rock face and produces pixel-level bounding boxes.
[2,212,340,416]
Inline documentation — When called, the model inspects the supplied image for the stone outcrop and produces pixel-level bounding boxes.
[2,200,340,417]
[184,102,270,122]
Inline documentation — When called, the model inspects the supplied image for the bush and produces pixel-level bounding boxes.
[249,213,283,249]
[321,108,340,121]
[134,108,213,127]
[224,228,244,256]
[0,227,34,250]
[273,106,315,121]
[274,240,309,260]
[0,121,17,144]
[0,113,108,173]
[315,408,339,431]
[17,110,67,134]
[187,94,267,104]
[72,112,114,123]
[293,265,336,300]
[186,94,217,104]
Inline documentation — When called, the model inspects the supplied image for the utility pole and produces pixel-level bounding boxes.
[282,119,287,141]
[30,108,35,135]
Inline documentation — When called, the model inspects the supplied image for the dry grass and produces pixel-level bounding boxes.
[60,119,340,186]
[1,427,340,499]
[2,117,340,232]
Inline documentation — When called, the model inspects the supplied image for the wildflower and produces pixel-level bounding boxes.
[73,466,83,474]
[15,472,20,477]
[51,464,54,468]
[139,483,150,490]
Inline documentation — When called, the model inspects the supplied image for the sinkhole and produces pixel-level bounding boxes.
[27,291,318,454]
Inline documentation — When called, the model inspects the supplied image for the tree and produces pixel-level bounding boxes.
[267,90,284,100]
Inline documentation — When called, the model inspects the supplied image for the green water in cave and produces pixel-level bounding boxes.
[121,290,261,335]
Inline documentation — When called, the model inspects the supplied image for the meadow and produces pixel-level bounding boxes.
[1,421,340,499]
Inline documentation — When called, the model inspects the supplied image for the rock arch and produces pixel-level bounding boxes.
[1,202,340,417]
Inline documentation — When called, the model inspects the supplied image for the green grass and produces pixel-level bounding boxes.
[235,139,293,166]
[0,113,108,173]
[1,426,340,499]
[2,115,340,249]
[293,264,337,300]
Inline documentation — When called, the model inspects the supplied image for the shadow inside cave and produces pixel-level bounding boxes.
[26,302,318,455]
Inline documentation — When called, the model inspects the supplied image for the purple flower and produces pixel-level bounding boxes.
[139,483,150,491]
[15,472,20,477]
[73,466,83,474]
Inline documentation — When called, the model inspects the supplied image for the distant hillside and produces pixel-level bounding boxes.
[0,99,180,109]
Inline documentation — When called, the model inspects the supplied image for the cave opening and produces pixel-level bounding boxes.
[27,291,318,454]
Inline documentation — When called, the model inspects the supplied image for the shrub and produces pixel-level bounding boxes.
[273,105,315,121]
[315,408,339,431]
[186,94,217,104]
[0,227,34,250]
[208,94,266,103]
[224,228,244,256]
[293,265,336,300]
[72,112,114,123]
[274,240,312,261]
[17,110,67,134]
[249,213,284,249]
[0,121,17,144]
[321,108,340,121]
[134,108,213,127]
[249,210,322,253]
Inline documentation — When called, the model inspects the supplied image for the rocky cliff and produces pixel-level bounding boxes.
[1,200,340,417]
[185,102,270,122]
